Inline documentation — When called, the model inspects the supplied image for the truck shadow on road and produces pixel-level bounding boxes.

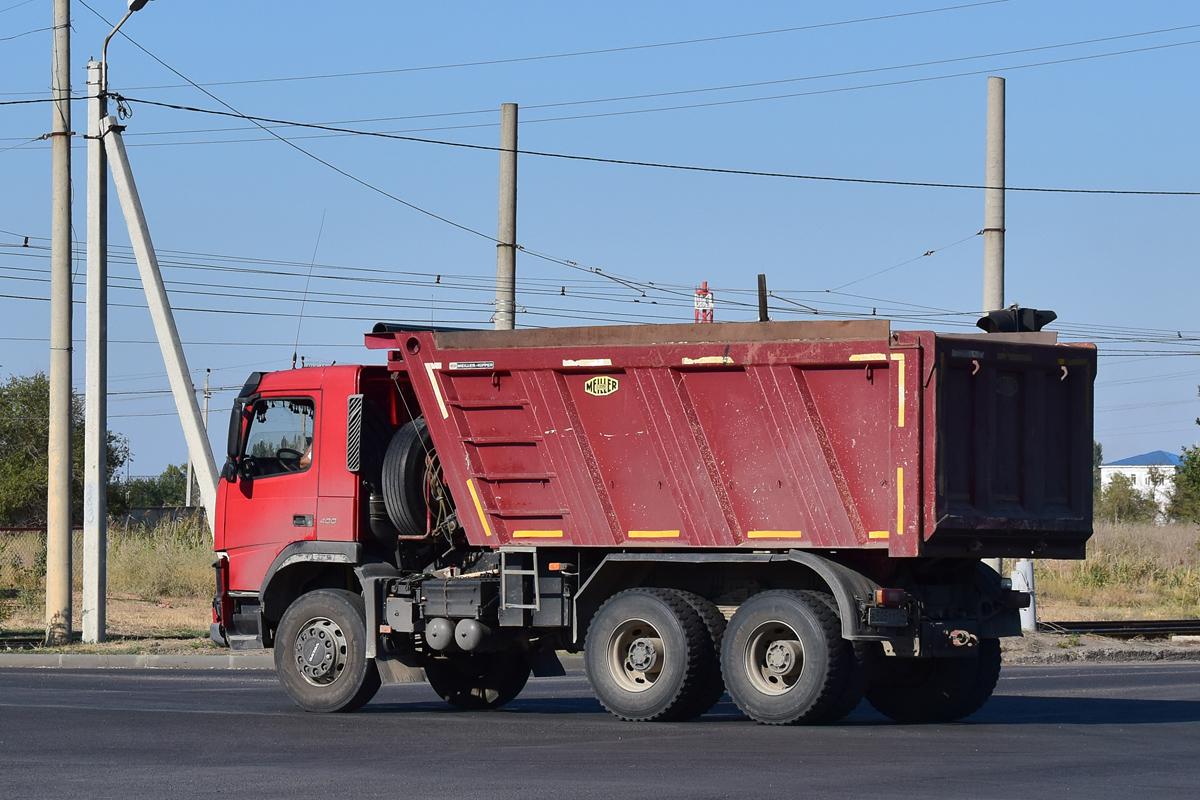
[361,694,1200,725]
[961,695,1200,725]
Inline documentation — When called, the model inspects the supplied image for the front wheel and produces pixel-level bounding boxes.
[274,589,381,713]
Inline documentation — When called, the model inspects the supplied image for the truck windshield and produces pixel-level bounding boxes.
[242,398,315,477]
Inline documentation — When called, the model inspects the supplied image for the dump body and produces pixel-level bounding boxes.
[214,318,1092,722]
[365,319,1095,560]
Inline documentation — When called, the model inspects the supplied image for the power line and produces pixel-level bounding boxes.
[517,23,1200,115]
[12,20,1185,145]
[113,1,1012,91]
[119,95,1200,196]
[75,0,504,247]
[0,24,51,43]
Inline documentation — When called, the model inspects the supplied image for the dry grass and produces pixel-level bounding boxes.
[0,592,212,647]
[106,517,213,600]
[1,517,214,635]
[1035,522,1200,620]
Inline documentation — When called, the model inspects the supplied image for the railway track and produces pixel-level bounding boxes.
[1039,619,1200,639]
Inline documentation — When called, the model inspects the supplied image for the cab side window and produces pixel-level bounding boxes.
[242,398,315,478]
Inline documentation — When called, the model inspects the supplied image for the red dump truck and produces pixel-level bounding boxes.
[211,318,1094,724]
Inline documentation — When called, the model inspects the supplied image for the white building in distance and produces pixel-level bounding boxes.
[1099,450,1181,511]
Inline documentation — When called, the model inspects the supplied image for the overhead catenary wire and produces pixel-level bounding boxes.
[5,229,1200,348]
[114,96,1200,197]
[110,1,1013,91]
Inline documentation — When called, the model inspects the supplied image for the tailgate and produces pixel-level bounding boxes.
[925,334,1095,559]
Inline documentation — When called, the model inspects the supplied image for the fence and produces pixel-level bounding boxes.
[1,509,209,631]
[0,528,81,625]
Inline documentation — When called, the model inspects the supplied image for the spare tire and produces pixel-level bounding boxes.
[381,418,434,538]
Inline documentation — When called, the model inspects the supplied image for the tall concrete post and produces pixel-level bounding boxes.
[82,60,108,644]
[185,370,210,509]
[982,76,1005,312]
[45,0,73,646]
[494,103,518,331]
[105,119,219,535]
[1012,559,1037,632]
[982,76,1006,579]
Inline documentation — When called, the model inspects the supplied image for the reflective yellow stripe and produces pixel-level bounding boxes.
[747,531,803,539]
[681,356,733,365]
[849,353,888,362]
[465,478,493,537]
[869,530,890,540]
[891,352,905,427]
[513,530,564,538]
[425,361,448,419]
[628,530,680,539]
[896,467,904,536]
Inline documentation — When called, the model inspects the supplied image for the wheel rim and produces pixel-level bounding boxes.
[607,618,665,693]
[294,616,348,686]
[743,620,804,696]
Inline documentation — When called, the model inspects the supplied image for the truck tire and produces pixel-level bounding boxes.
[382,418,433,538]
[673,590,727,717]
[865,637,1002,723]
[423,648,531,710]
[274,589,381,713]
[720,590,852,725]
[800,590,870,723]
[585,588,710,722]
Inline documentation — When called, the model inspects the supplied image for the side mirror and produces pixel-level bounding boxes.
[227,398,247,461]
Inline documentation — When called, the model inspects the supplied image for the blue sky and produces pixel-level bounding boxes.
[1,0,1198,476]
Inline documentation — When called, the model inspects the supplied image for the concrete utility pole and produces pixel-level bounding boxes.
[105,119,219,535]
[982,76,1006,580]
[82,59,108,644]
[494,103,518,331]
[1012,558,1037,633]
[186,369,210,508]
[45,0,73,646]
[982,75,1005,312]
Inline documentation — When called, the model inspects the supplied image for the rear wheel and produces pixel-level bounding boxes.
[274,589,381,713]
[423,648,531,710]
[720,590,852,725]
[865,638,1001,723]
[585,588,710,721]
[801,590,869,723]
[674,590,727,717]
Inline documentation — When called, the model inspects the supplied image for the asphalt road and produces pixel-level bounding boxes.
[2,663,1199,799]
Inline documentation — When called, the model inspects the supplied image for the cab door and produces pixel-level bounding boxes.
[223,393,321,592]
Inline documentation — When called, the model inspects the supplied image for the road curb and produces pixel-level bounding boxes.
[0,653,275,669]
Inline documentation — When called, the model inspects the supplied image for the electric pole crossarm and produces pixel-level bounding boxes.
[103,117,219,534]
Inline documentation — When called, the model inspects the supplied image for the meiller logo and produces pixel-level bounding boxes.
[584,376,619,396]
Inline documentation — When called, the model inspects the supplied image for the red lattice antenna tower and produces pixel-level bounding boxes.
[694,281,714,323]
